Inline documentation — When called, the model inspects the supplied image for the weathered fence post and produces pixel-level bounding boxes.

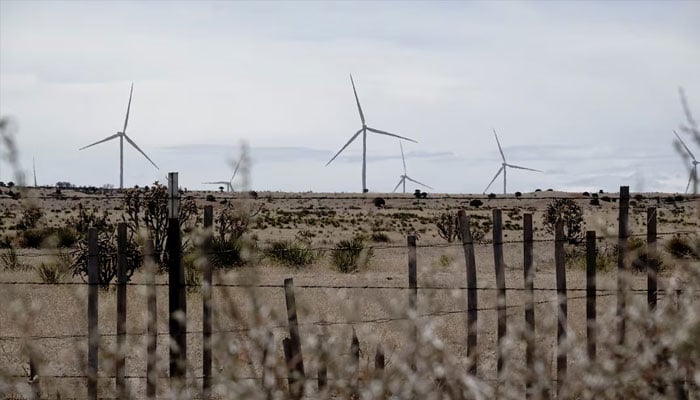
[87,228,99,400]
[523,213,535,397]
[167,172,187,384]
[492,209,506,379]
[116,222,127,400]
[407,234,418,371]
[284,278,305,399]
[457,210,478,375]
[647,207,658,310]
[586,231,597,361]
[145,238,157,399]
[202,205,213,399]
[350,328,360,398]
[29,353,40,399]
[375,344,385,375]
[617,186,629,345]
[262,331,275,398]
[555,219,567,395]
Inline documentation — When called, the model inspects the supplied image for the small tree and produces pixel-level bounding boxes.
[436,212,460,243]
[542,198,584,244]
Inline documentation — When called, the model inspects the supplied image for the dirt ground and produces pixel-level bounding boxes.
[1,188,698,398]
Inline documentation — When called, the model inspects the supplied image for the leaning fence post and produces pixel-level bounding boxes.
[87,228,99,400]
[167,172,186,383]
[492,209,506,379]
[555,219,567,395]
[647,207,658,310]
[145,238,157,399]
[284,278,305,399]
[586,231,597,361]
[457,210,478,375]
[617,186,629,345]
[116,222,127,400]
[202,205,213,399]
[407,234,418,371]
[523,213,535,397]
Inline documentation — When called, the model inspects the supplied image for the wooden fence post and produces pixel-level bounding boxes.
[457,210,478,375]
[586,231,597,361]
[202,205,213,399]
[617,186,629,345]
[523,213,535,397]
[284,278,305,399]
[407,234,418,371]
[647,207,658,310]
[492,209,506,379]
[167,172,187,383]
[29,353,40,399]
[555,219,567,395]
[350,328,360,398]
[116,223,127,400]
[262,331,275,398]
[375,344,385,375]
[145,238,157,399]
[87,228,99,400]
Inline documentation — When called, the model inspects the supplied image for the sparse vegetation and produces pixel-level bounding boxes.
[264,240,316,267]
[543,198,584,244]
[331,236,374,273]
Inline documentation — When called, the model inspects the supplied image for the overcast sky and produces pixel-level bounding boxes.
[1,1,699,193]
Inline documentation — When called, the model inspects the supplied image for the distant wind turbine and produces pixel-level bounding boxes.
[326,74,418,193]
[79,83,159,189]
[393,142,432,193]
[483,129,542,194]
[33,158,37,187]
[203,157,243,192]
[674,130,698,194]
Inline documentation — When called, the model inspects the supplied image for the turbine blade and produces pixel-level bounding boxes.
[203,181,229,185]
[326,128,362,166]
[506,163,542,172]
[79,133,121,150]
[124,135,159,169]
[674,130,696,161]
[392,177,404,193]
[483,166,504,194]
[400,141,407,175]
[405,176,433,190]
[230,157,243,183]
[123,83,134,133]
[366,127,417,143]
[686,170,693,193]
[350,74,366,125]
[493,129,506,162]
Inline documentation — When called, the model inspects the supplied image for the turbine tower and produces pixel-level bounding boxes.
[79,83,158,189]
[326,74,417,193]
[674,130,699,194]
[203,157,243,192]
[483,129,541,194]
[33,158,37,187]
[393,142,432,193]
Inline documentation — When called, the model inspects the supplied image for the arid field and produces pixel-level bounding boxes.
[1,187,699,398]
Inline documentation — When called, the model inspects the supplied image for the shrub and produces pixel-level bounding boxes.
[488,193,496,199]
[206,194,217,202]
[265,240,316,268]
[71,229,142,287]
[515,191,522,198]
[542,198,584,244]
[469,199,483,208]
[1,246,24,271]
[35,252,71,284]
[590,198,600,206]
[665,235,699,260]
[183,253,203,293]
[331,236,374,273]
[565,242,616,272]
[210,237,245,268]
[373,197,386,208]
[370,232,390,243]
[16,206,43,230]
[438,254,452,267]
[436,212,460,243]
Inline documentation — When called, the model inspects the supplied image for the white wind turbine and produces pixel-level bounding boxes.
[203,157,243,192]
[326,74,417,193]
[674,130,699,194]
[483,129,542,194]
[393,142,432,193]
[79,84,158,189]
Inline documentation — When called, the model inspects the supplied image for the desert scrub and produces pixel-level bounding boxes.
[264,240,316,267]
[331,236,374,273]
[542,198,584,244]
[565,242,617,272]
[1,246,24,271]
[71,230,142,287]
[35,251,71,284]
[665,234,700,260]
[370,231,390,243]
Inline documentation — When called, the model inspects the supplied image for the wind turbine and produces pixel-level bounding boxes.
[32,158,37,187]
[393,142,432,193]
[674,130,699,194]
[326,74,418,193]
[79,83,158,189]
[203,157,243,192]
[483,129,541,194]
